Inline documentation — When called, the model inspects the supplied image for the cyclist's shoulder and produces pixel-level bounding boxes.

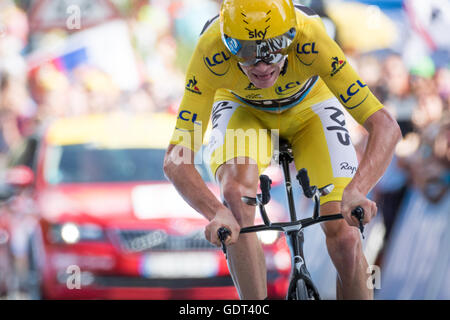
[191,15,235,78]
[196,15,226,53]
[293,4,327,40]
[294,3,321,20]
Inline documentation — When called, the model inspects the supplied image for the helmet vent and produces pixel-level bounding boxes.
[241,12,249,24]
[265,10,271,23]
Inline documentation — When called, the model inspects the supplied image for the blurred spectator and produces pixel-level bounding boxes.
[400,115,449,203]
[33,63,71,120]
[127,81,156,113]
[0,1,33,163]
[145,34,184,112]
[129,1,184,112]
[356,55,388,103]
[382,54,417,136]
[0,2,29,77]
[0,75,22,154]
[411,91,444,130]
[75,67,121,114]
[434,67,450,107]
[351,49,449,267]
[0,74,36,153]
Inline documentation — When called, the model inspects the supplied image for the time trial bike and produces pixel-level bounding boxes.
[218,139,365,300]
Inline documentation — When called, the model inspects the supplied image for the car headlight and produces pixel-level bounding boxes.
[258,230,279,245]
[51,223,105,244]
[61,223,80,244]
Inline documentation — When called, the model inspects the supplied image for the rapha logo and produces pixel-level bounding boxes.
[340,162,357,174]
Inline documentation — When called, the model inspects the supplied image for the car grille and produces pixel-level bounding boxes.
[94,275,234,288]
[116,229,217,252]
[93,271,280,288]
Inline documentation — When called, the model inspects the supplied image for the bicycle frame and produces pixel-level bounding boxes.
[217,140,364,299]
[239,143,343,300]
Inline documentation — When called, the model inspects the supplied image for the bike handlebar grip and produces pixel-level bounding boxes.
[217,227,231,242]
[297,168,314,198]
[351,206,365,238]
[351,206,364,220]
[259,175,272,204]
[217,227,231,257]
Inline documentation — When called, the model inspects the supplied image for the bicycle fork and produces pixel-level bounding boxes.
[285,227,321,300]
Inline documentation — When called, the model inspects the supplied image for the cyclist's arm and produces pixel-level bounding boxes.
[308,18,385,124]
[350,109,401,195]
[308,17,402,193]
[164,38,240,243]
[163,144,227,221]
[340,108,401,226]
[164,144,240,245]
[307,19,402,223]
[164,51,219,220]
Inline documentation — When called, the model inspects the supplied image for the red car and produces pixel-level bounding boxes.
[2,113,291,299]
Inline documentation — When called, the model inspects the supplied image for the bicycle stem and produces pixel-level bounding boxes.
[279,152,297,222]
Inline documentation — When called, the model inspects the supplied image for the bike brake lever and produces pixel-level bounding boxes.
[259,175,272,205]
[351,207,365,239]
[217,227,231,258]
[297,168,316,198]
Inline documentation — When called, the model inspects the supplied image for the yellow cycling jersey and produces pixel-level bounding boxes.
[170,5,384,152]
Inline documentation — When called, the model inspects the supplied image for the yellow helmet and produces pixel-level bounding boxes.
[220,0,297,41]
[220,0,297,66]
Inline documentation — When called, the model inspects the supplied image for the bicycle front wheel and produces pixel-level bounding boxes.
[295,279,310,300]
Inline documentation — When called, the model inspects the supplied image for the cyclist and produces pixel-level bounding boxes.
[164,0,401,300]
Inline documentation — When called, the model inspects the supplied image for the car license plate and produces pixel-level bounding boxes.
[140,252,218,278]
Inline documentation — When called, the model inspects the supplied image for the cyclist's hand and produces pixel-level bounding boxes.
[204,207,240,247]
[341,185,377,228]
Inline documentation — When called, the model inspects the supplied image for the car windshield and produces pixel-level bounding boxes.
[44,144,213,184]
